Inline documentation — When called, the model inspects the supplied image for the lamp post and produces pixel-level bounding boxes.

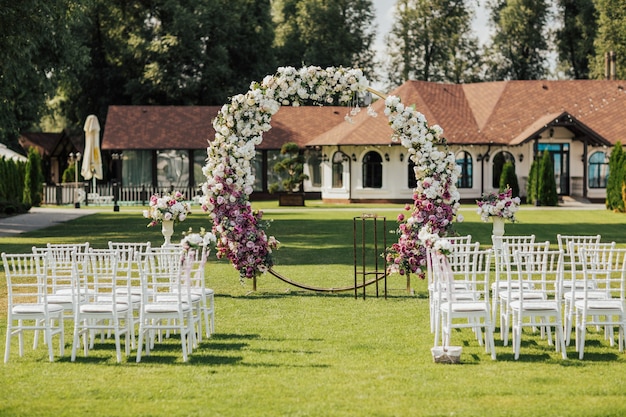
[68,152,82,208]
[112,153,121,212]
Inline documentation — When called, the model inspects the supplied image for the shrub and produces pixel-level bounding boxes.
[499,161,520,197]
[269,142,308,193]
[526,157,539,205]
[538,151,558,206]
[606,142,624,211]
[23,147,44,207]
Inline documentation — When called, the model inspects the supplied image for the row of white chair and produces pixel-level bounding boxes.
[3,241,215,363]
[428,234,626,360]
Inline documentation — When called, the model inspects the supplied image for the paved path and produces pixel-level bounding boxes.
[0,207,98,237]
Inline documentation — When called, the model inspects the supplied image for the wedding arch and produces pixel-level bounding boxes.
[199,66,461,286]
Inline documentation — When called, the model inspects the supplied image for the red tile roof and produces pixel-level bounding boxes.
[102,80,626,151]
[102,105,348,150]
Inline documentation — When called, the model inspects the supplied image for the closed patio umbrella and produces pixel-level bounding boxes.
[81,115,103,194]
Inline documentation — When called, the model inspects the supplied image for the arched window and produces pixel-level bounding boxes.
[307,151,322,187]
[588,151,609,188]
[492,151,515,188]
[456,151,473,188]
[332,152,344,188]
[362,151,383,188]
[408,160,417,189]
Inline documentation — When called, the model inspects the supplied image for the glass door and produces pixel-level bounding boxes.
[538,143,570,195]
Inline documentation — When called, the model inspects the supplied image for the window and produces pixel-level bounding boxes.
[193,151,206,187]
[491,151,515,188]
[588,151,609,188]
[332,152,345,188]
[251,150,264,191]
[307,150,322,187]
[122,150,152,187]
[157,150,189,188]
[456,151,473,188]
[408,160,417,189]
[362,151,383,188]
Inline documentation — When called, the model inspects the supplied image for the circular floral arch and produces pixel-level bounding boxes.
[200,66,461,280]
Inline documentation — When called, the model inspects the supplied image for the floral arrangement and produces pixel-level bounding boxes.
[476,187,520,222]
[199,66,367,280]
[181,227,217,253]
[383,96,462,279]
[143,191,191,227]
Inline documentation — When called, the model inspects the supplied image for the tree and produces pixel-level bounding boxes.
[269,142,309,193]
[273,0,377,81]
[499,161,520,198]
[538,151,558,206]
[588,0,626,80]
[483,0,550,80]
[23,147,44,207]
[385,0,481,87]
[0,0,83,147]
[606,141,624,211]
[526,157,539,204]
[554,0,597,79]
[56,0,277,131]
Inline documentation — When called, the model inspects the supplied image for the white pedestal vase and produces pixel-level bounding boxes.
[161,220,174,246]
[491,216,505,250]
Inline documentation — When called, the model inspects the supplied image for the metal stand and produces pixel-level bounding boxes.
[353,214,387,299]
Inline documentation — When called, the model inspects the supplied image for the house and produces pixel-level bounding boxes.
[100,79,626,203]
[18,131,83,185]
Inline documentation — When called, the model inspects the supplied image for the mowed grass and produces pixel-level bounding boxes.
[1,203,626,417]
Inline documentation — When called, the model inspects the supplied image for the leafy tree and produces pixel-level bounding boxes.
[588,0,626,80]
[538,151,558,206]
[606,141,624,211]
[0,0,83,147]
[385,0,481,87]
[499,161,520,197]
[484,0,550,80]
[23,148,44,207]
[526,156,539,204]
[269,142,309,193]
[57,0,277,131]
[554,0,597,79]
[273,0,377,80]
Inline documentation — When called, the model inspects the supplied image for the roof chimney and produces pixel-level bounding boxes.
[610,51,617,80]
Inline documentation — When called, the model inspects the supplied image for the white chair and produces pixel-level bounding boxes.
[563,241,616,345]
[509,248,567,360]
[3,252,65,363]
[432,248,496,360]
[496,238,549,346]
[491,235,536,341]
[71,249,132,363]
[182,246,214,339]
[107,241,152,348]
[575,247,626,359]
[427,235,474,333]
[135,249,196,362]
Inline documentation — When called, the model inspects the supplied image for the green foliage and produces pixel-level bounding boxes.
[606,141,624,211]
[484,0,550,80]
[273,0,377,81]
[499,161,519,197]
[538,150,558,206]
[385,0,481,86]
[269,142,309,193]
[61,164,83,184]
[22,147,44,207]
[0,156,29,215]
[589,0,626,80]
[526,157,539,204]
[555,0,597,79]
[0,0,82,145]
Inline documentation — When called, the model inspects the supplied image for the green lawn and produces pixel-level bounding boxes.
[1,203,626,416]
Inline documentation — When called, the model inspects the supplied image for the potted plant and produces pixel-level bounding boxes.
[269,142,308,206]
